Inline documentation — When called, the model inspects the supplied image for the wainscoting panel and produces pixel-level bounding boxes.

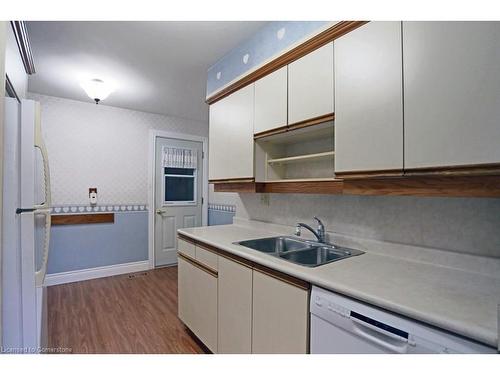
[47,211,148,274]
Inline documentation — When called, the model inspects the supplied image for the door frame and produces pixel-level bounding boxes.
[148,129,208,269]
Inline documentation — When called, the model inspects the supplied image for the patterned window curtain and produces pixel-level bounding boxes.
[162,147,198,169]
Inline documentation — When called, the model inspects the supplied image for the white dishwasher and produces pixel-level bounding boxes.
[310,286,495,354]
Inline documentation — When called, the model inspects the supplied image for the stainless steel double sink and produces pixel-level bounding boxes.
[234,236,364,267]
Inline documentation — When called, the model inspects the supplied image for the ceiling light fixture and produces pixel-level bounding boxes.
[80,78,113,104]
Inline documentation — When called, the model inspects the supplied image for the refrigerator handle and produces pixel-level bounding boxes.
[34,208,51,287]
[33,103,51,210]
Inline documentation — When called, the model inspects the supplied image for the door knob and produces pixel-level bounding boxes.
[156,208,165,215]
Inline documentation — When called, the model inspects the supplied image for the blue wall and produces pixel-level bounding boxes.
[207,21,330,96]
[48,211,148,274]
[208,208,235,226]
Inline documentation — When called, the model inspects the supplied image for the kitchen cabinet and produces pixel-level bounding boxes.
[177,256,218,352]
[288,42,334,124]
[334,21,403,175]
[209,83,255,181]
[217,256,253,353]
[403,22,500,169]
[177,237,195,258]
[252,270,309,354]
[254,66,287,134]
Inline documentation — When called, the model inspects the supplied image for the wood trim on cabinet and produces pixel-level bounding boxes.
[342,175,500,198]
[254,113,335,140]
[213,182,264,193]
[212,175,500,197]
[261,180,343,194]
[404,163,500,177]
[206,21,368,105]
[254,125,289,139]
[178,252,218,278]
[252,264,310,291]
[209,177,255,184]
[217,247,255,269]
[196,241,222,256]
[287,113,335,132]
[335,169,404,179]
[178,233,197,244]
[51,213,114,226]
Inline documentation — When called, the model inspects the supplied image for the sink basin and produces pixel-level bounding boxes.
[279,246,353,267]
[236,236,312,254]
[234,236,364,267]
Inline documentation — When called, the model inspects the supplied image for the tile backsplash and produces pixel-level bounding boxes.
[234,193,500,258]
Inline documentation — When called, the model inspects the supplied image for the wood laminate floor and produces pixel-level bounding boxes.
[48,266,206,354]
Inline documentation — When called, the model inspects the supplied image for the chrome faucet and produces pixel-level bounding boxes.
[295,217,326,243]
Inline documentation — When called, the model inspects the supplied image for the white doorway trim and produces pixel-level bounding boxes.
[148,129,208,269]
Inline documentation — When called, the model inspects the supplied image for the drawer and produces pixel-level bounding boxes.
[196,245,219,271]
[177,237,196,258]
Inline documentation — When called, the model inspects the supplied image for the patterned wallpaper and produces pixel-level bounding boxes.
[206,21,334,97]
[29,93,208,207]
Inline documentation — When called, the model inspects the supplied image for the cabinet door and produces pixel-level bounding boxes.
[177,257,196,331]
[209,84,254,180]
[217,256,253,353]
[288,42,334,124]
[334,21,403,174]
[177,257,218,352]
[254,66,287,134]
[404,22,500,169]
[252,270,309,354]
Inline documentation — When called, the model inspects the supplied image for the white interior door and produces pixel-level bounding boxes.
[154,137,203,267]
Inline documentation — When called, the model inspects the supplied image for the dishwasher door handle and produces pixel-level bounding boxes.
[351,319,409,354]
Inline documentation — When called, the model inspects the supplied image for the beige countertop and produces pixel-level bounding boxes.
[178,221,500,349]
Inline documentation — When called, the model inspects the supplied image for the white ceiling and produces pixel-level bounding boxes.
[27,21,268,123]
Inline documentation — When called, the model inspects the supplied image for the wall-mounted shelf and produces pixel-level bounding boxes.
[267,151,334,165]
[256,118,335,183]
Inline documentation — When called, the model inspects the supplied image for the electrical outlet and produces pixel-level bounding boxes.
[260,193,270,206]
[89,188,98,206]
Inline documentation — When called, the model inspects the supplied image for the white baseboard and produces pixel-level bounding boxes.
[44,260,151,286]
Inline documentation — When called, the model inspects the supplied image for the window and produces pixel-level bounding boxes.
[164,167,197,205]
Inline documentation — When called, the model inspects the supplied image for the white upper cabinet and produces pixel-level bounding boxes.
[334,22,403,174]
[288,42,334,124]
[403,22,500,169]
[254,66,287,134]
[209,84,255,180]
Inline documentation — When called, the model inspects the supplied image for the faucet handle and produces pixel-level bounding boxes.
[313,216,324,228]
[295,225,301,236]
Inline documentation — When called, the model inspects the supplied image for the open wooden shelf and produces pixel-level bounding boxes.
[267,151,334,165]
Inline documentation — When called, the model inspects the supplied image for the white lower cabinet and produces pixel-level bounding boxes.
[177,256,218,353]
[252,270,309,354]
[217,256,253,353]
[178,239,310,354]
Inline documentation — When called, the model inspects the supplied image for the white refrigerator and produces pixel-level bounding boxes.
[2,98,51,353]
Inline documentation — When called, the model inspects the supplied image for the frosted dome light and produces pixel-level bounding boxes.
[81,79,114,104]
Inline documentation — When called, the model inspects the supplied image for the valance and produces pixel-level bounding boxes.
[162,147,198,169]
